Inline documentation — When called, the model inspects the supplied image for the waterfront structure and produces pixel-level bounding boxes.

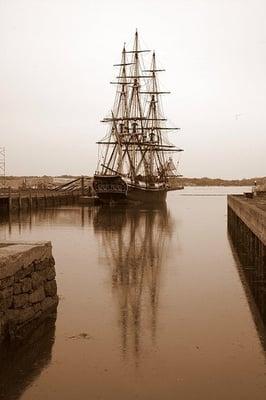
[0,241,58,343]
[228,193,266,259]
[0,188,80,213]
[228,193,266,342]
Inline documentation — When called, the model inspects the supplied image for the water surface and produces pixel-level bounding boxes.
[0,187,265,400]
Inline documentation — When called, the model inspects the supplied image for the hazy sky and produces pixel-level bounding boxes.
[0,0,265,178]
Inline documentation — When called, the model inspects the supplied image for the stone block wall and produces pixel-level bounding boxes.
[0,241,58,342]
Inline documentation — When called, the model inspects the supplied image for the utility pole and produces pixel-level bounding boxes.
[0,147,6,188]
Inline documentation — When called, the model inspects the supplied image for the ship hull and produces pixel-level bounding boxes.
[127,184,167,203]
[93,175,167,204]
[93,175,127,203]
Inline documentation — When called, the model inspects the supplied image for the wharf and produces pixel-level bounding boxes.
[227,193,266,339]
[228,193,266,246]
[0,189,80,213]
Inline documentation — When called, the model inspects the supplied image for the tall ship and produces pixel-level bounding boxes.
[93,31,183,203]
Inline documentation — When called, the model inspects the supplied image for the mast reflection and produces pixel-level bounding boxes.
[94,204,174,360]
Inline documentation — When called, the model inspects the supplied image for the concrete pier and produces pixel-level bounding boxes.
[228,194,265,270]
[228,194,266,246]
[228,194,266,335]
[0,241,58,342]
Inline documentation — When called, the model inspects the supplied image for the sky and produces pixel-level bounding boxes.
[0,0,265,178]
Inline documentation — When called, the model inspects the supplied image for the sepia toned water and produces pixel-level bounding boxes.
[0,187,265,400]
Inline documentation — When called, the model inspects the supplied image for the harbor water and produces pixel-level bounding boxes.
[0,187,265,400]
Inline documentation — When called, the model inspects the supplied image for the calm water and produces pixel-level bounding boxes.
[0,187,265,400]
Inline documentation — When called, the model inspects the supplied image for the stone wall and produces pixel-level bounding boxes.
[0,241,58,342]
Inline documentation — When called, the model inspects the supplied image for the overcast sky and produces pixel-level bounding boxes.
[0,0,265,178]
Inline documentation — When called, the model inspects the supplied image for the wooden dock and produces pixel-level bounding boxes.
[0,188,81,212]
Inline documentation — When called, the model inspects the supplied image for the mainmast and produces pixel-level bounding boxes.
[127,30,150,179]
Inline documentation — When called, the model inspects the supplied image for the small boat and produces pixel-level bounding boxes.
[93,31,183,203]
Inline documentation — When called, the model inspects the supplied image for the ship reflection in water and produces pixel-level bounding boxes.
[93,204,174,360]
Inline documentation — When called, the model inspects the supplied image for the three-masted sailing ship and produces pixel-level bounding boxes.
[93,31,183,203]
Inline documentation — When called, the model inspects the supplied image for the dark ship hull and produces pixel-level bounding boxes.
[93,175,167,203]
[127,184,167,203]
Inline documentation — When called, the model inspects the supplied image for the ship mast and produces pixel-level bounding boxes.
[100,43,130,175]
[145,52,166,178]
[126,30,152,180]
[128,30,143,179]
